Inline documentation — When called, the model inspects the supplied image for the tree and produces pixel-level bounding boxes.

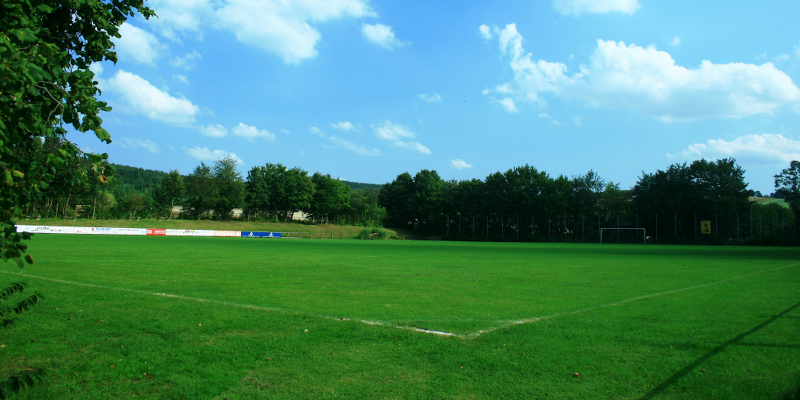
[380,172,415,228]
[244,164,277,220]
[212,157,244,220]
[185,163,216,219]
[349,188,385,226]
[774,160,800,235]
[308,173,350,224]
[154,170,185,218]
[277,168,314,221]
[632,158,750,241]
[1,0,154,396]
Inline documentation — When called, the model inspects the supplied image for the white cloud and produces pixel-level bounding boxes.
[119,138,161,153]
[146,0,216,40]
[148,0,373,64]
[451,159,473,169]
[328,136,381,156]
[199,124,228,137]
[776,53,791,61]
[418,93,442,103]
[173,74,190,84]
[102,70,201,126]
[795,42,800,58]
[329,121,357,131]
[90,63,104,77]
[372,120,430,154]
[217,0,374,64]
[572,115,583,126]
[170,50,202,70]
[539,113,565,125]
[281,129,291,135]
[309,126,325,137]
[362,23,410,50]
[479,25,493,40]
[669,133,800,165]
[373,120,416,141]
[485,24,800,121]
[552,0,641,16]
[115,24,167,65]
[232,123,276,141]
[669,36,681,47]
[185,146,244,164]
[394,141,431,154]
[498,98,518,113]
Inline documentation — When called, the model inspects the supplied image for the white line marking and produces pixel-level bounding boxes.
[2,262,796,339]
[464,263,800,337]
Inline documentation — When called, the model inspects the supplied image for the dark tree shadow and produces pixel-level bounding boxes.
[777,379,800,400]
[638,300,800,400]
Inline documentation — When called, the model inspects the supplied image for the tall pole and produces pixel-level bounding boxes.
[655,213,658,244]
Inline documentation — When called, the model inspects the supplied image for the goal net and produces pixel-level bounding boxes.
[600,228,647,244]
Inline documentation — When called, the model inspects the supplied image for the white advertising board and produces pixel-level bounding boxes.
[89,227,146,236]
[213,230,241,237]
[165,229,215,237]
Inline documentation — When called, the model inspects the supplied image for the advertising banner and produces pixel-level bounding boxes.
[15,225,51,234]
[146,229,167,236]
[165,229,214,237]
[240,231,281,238]
[89,227,146,236]
[49,226,91,234]
[214,230,241,237]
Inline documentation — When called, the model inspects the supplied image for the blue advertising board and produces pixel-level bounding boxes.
[241,231,281,238]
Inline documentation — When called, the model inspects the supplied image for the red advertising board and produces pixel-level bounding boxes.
[146,229,166,236]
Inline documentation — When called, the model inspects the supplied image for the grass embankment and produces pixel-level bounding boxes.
[19,218,404,238]
[1,238,799,399]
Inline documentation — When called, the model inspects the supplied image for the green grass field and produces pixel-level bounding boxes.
[1,236,799,399]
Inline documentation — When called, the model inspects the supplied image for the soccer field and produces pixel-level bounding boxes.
[2,235,799,399]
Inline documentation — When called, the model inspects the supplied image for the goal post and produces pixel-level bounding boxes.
[600,228,647,244]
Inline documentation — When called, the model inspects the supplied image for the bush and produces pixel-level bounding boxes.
[357,228,387,240]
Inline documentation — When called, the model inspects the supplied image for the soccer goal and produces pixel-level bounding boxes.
[600,228,647,244]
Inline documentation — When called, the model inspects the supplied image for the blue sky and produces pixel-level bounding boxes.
[80,0,800,194]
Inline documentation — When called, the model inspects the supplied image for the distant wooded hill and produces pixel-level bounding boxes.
[110,164,383,193]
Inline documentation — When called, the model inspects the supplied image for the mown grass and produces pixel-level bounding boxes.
[1,236,798,399]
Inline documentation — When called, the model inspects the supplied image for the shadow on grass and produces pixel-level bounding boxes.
[638,300,800,400]
[778,379,800,400]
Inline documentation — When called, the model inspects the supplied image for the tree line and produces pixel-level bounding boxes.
[20,135,800,243]
[380,158,799,244]
[24,148,385,227]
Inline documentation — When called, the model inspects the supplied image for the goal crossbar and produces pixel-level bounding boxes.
[600,228,647,244]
